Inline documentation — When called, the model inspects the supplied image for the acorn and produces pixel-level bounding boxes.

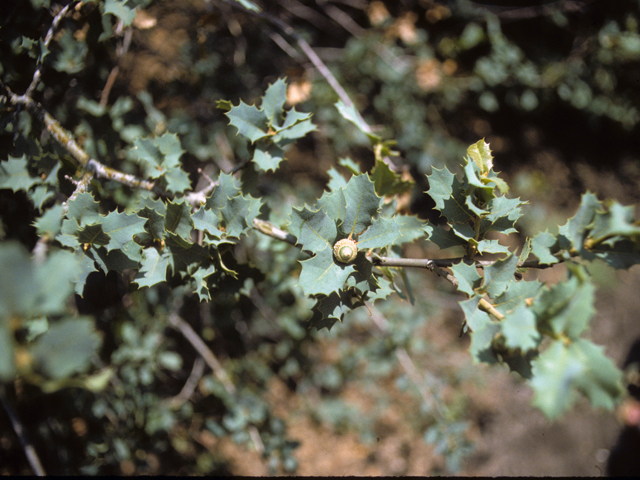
[333,238,358,264]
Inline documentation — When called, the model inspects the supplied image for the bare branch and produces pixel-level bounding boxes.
[367,305,446,417]
[253,218,298,246]
[5,88,156,191]
[168,311,237,396]
[239,6,371,132]
[24,1,80,98]
[251,219,561,280]
[368,253,560,270]
[100,23,132,107]
[162,357,205,410]
[167,301,264,454]
[0,386,46,476]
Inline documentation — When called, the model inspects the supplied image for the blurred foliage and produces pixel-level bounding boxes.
[1,0,640,476]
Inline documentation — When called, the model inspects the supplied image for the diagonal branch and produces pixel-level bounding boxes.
[233,4,371,133]
[367,304,446,417]
[167,311,236,396]
[4,86,156,192]
[0,386,46,476]
[24,1,80,98]
[167,301,265,454]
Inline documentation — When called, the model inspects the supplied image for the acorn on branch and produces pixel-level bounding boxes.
[333,238,358,264]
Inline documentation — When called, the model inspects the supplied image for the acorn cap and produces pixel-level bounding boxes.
[333,238,358,264]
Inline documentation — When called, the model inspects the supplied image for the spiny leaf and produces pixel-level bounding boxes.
[253,143,285,172]
[271,109,316,143]
[307,290,365,331]
[67,192,101,227]
[134,247,170,288]
[164,233,213,274]
[0,155,40,192]
[493,279,543,314]
[370,158,413,197]
[192,207,223,238]
[480,254,518,298]
[450,261,482,297]
[317,189,347,226]
[530,231,560,265]
[77,224,110,246]
[479,195,525,236]
[128,133,190,193]
[475,239,511,255]
[101,211,147,251]
[188,264,216,302]
[35,204,65,237]
[340,174,381,237]
[165,200,194,241]
[498,349,537,379]
[138,206,165,241]
[75,254,99,297]
[426,166,474,225]
[298,248,354,296]
[289,206,337,253]
[344,254,378,293]
[460,296,499,364]
[588,200,640,243]
[357,215,424,250]
[220,194,261,238]
[90,246,140,276]
[205,173,242,211]
[500,304,540,351]
[262,78,287,127]
[425,223,467,250]
[224,100,269,143]
[163,166,191,193]
[558,192,601,251]
[532,272,595,339]
[466,139,493,176]
[530,339,623,419]
[463,159,495,206]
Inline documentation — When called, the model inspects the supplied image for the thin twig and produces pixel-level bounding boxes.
[24,1,80,98]
[167,312,237,396]
[252,218,298,246]
[0,387,46,476]
[240,6,371,132]
[162,357,205,410]
[168,302,264,454]
[367,305,445,417]
[100,22,132,107]
[185,169,219,207]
